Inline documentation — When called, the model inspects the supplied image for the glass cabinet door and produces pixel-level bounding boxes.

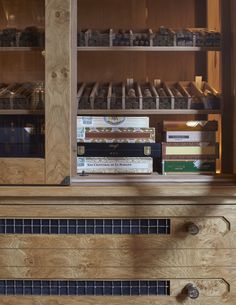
[0,0,76,184]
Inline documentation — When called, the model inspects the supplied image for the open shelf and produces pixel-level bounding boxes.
[72,173,233,184]
[0,47,43,52]
[78,109,222,115]
[77,46,221,52]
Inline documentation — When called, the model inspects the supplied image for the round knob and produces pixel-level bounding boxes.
[188,223,200,235]
[185,284,200,299]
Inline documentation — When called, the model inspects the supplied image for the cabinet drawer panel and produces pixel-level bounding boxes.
[0,248,234,267]
[0,279,231,305]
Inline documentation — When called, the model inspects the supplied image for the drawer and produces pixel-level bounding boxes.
[0,278,232,305]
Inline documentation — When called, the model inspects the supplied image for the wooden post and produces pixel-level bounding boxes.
[45,0,77,184]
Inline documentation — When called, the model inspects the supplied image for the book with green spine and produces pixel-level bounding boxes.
[162,160,216,174]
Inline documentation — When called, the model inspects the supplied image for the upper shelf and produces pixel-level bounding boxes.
[77,46,221,52]
[0,47,43,52]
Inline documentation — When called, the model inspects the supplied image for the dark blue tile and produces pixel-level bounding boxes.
[87,220,94,226]
[122,227,130,234]
[69,281,76,287]
[150,219,157,226]
[140,281,149,287]
[140,219,148,226]
[104,281,112,287]
[24,226,32,234]
[122,287,130,295]
[131,226,139,234]
[6,219,14,226]
[50,226,58,234]
[86,287,94,295]
[78,287,85,295]
[140,227,148,234]
[25,287,32,295]
[33,287,42,295]
[60,281,68,286]
[69,220,76,226]
[42,287,50,295]
[140,286,148,295]
[42,226,50,234]
[86,227,94,234]
[24,219,32,226]
[158,219,167,226]
[104,220,112,226]
[25,281,33,287]
[95,226,103,234]
[113,281,121,287]
[7,281,14,286]
[104,226,112,234]
[113,220,121,226]
[149,227,158,234]
[6,226,14,234]
[104,287,112,295]
[59,287,68,295]
[15,219,23,226]
[95,219,103,226]
[95,287,103,295]
[33,281,41,287]
[15,287,23,295]
[16,281,23,287]
[113,287,122,295]
[87,281,94,287]
[15,226,23,234]
[131,219,139,226]
[113,227,121,234]
[0,286,5,295]
[51,287,59,295]
[51,220,58,226]
[32,226,40,234]
[77,227,85,234]
[95,281,103,287]
[42,281,50,286]
[33,219,40,226]
[149,286,157,295]
[131,286,140,295]
[59,220,67,226]
[59,226,67,234]
[78,281,85,287]
[69,286,77,295]
[158,286,167,295]
[77,220,85,226]
[122,219,130,226]
[0,220,5,226]
[69,226,76,234]
[158,227,167,234]
[0,226,5,234]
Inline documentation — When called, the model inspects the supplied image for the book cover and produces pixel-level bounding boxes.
[163,120,218,131]
[77,157,153,174]
[162,159,216,174]
[77,127,155,143]
[165,131,216,143]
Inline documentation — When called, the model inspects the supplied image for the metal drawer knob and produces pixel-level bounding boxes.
[188,223,200,235]
[185,284,200,299]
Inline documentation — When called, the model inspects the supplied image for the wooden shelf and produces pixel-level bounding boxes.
[72,173,232,184]
[78,109,222,115]
[77,46,221,52]
[0,47,43,52]
[0,110,44,115]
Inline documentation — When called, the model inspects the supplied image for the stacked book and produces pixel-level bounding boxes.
[77,116,161,174]
[162,120,219,174]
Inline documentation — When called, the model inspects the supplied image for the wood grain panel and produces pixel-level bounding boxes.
[0,183,236,198]
[0,159,45,185]
[0,248,234,267]
[0,296,233,305]
[0,205,236,219]
[45,0,76,184]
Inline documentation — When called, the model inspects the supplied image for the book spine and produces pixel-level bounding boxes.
[77,116,149,128]
[77,157,153,174]
[163,120,218,131]
[77,127,155,143]
[165,131,216,142]
[162,142,219,159]
[162,160,216,173]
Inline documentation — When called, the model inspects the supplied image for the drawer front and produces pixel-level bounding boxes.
[0,202,235,304]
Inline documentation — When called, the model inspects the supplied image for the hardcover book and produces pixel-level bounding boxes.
[162,159,216,174]
[77,157,153,174]
[165,131,216,143]
[77,127,155,143]
[163,120,218,131]
[77,116,149,128]
[77,143,162,158]
[162,142,219,159]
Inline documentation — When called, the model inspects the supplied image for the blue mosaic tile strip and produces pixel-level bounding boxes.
[0,280,170,296]
[0,219,171,235]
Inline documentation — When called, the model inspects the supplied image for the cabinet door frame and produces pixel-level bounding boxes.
[0,0,77,185]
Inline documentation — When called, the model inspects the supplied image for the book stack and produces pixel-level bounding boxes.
[77,116,161,174]
[162,120,219,174]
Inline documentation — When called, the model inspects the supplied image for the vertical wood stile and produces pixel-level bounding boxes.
[45,0,77,184]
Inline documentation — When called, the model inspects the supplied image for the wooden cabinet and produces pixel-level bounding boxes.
[0,187,235,304]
